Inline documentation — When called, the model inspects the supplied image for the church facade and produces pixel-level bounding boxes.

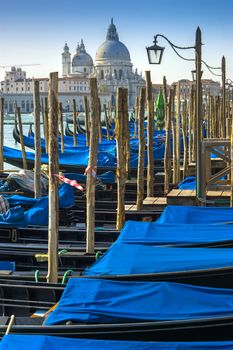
[61,19,145,108]
[1,19,145,114]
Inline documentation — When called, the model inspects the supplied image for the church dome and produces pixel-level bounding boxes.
[72,40,93,67]
[95,19,131,62]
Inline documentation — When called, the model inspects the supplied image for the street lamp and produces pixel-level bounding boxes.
[146,37,165,64]
[146,27,203,201]
[191,70,203,81]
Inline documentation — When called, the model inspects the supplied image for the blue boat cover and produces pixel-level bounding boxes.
[178,176,226,190]
[84,243,233,276]
[0,261,15,271]
[117,220,233,245]
[0,184,74,227]
[4,145,116,167]
[178,176,196,190]
[46,278,233,325]
[157,205,233,224]
[3,335,233,350]
[4,144,165,169]
[7,183,74,208]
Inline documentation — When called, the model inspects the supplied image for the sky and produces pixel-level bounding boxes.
[1,0,233,85]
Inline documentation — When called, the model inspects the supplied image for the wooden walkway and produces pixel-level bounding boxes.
[167,189,231,206]
[125,197,167,212]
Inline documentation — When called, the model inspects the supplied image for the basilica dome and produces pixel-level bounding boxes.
[72,40,93,67]
[95,19,131,62]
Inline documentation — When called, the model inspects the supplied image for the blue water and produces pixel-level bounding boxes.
[4,114,44,170]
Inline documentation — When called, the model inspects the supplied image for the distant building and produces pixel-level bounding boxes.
[173,79,221,100]
[1,19,145,114]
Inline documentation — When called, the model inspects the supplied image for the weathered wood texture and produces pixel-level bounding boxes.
[84,96,90,146]
[124,103,130,179]
[163,77,171,194]
[43,97,49,153]
[115,88,128,229]
[133,96,139,138]
[98,99,102,144]
[72,99,77,146]
[59,102,65,153]
[171,85,177,183]
[182,100,188,180]
[86,78,100,253]
[103,104,110,140]
[136,87,146,210]
[33,80,41,198]
[145,71,154,197]
[47,72,59,283]
[16,106,27,169]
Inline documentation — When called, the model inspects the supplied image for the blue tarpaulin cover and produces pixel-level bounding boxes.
[7,182,74,208]
[0,184,74,227]
[84,243,233,276]
[0,261,15,271]
[178,176,196,190]
[117,220,233,245]
[4,143,165,169]
[157,205,233,224]
[3,335,233,350]
[46,278,233,325]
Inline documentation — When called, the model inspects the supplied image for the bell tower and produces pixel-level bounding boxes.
[62,42,71,77]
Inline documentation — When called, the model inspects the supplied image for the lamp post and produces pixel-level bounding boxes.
[146,27,203,201]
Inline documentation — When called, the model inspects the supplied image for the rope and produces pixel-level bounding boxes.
[62,269,73,284]
[58,249,68,256]
[35,269,40,283]
[95,251,103,260]
[84,165,97,178]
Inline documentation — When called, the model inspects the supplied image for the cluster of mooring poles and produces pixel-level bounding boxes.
[1,27,232,281]
[147,26,233,206]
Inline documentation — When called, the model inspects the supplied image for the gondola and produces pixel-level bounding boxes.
[0,246,97,273]
[3,335,233,350]
[0,315,233,341]
[83,244,233,289]
[3,145,164,175]
[3,280,233,341]
[0,279,64,317]
[0,225,120,245]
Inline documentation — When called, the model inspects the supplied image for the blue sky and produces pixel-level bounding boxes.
[1,0,233,84]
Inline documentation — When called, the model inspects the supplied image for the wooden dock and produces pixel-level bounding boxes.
[167,189,231,206]
[125,197,167,212]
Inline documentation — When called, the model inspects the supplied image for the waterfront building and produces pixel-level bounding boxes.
[1,19,145,114]
[0,19,222,114]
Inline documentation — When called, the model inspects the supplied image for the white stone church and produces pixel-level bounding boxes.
[1,19,145,113]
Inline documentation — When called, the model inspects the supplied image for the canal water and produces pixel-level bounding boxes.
[4,114,43,170]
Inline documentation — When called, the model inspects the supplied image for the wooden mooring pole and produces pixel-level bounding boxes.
[116,88,128,229]
[47,72,59,283]
[33,80,41,198]
[124,107,130,180]
[98,99,102,144]
[72,99,77,146]
[182,100,188,180]
[59,103,65,153]
[145,71,154,197]
[163,77,171,195]
[16,106,27,169]
[84,96,90,146]
[0,98,4,170]
[86,78,100,254]
[103,104,111,141]
[44,97,49,153]
[136,87,146,210]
